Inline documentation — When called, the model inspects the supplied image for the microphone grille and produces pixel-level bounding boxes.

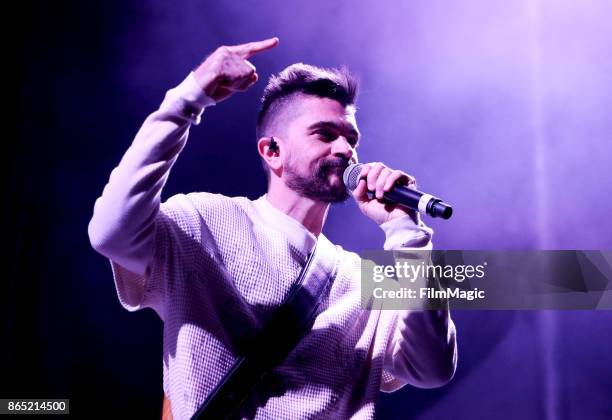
[343,163,364,191]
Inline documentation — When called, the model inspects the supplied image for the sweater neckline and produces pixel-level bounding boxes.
[254,195,318,256]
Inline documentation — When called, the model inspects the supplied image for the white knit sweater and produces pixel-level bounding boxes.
[88,73,457,419]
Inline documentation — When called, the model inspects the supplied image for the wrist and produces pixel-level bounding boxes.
[381,214,433,250]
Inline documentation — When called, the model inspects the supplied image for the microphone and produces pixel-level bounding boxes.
[343,163,453,219]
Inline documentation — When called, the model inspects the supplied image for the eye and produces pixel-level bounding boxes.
[316,130,337,141]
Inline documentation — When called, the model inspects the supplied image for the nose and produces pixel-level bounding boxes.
[331,136,355,161]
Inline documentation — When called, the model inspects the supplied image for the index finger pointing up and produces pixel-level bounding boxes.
[229,37,279,58]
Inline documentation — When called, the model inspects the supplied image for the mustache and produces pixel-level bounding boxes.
[319,157,350,171]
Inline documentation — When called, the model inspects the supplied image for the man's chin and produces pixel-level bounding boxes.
[285,168,350,203]
[328,171,346,186]
[324,180,350,203]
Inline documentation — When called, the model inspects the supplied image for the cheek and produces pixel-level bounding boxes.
[282,147,307,172]
[282,151,297,171]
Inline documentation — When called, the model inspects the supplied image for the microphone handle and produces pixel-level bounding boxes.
[381,186,453,219]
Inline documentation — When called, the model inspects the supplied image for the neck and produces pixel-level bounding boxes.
[266,185,330,237]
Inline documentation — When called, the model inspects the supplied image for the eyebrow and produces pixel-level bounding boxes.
[306,121,361,142]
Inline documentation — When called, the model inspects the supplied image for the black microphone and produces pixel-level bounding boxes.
[343,163,453,219]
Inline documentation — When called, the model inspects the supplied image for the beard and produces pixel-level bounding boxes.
[285,156,351,203]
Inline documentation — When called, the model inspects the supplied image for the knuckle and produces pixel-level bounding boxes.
[369,163,382,174]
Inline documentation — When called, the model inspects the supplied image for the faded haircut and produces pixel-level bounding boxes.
[256,63,359,141]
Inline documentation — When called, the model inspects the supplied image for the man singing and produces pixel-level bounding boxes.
[88,37,457,419]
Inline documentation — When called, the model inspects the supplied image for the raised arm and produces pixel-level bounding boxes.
[87,38,279,277]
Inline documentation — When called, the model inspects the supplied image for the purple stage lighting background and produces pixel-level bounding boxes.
[7,0,612,419]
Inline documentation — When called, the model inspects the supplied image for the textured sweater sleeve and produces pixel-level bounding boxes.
[87,73,215,311]
[379,215,458,391]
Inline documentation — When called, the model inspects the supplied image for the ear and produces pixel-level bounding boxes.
[257,136,282,171]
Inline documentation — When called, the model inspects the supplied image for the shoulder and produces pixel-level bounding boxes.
[160,192,257,225]
[157,192,258,245]
[322,237,362,272]
[162,192,254,213]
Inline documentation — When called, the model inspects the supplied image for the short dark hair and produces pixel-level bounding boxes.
[256,63,359,140]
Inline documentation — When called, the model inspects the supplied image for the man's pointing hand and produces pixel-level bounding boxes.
[194,37,279,102]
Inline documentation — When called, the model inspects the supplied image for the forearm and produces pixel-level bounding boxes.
[387,307,457,388]
[88,73,214,276]
[381,215,458,388]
